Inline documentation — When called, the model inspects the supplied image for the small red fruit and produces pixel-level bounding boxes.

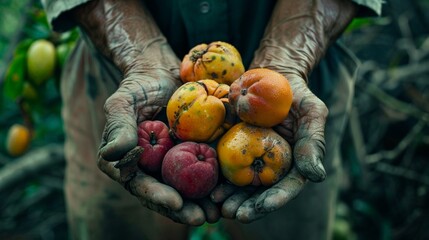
[161,142,219,199]
[137,120,174,173]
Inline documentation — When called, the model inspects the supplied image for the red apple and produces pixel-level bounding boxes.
[161,142,219,199]
[137,120,174,173]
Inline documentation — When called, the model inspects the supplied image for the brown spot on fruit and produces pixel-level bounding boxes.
[179,41,245,85]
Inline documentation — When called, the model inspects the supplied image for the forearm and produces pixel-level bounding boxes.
[71,0,179,75]
[252,0,358,81]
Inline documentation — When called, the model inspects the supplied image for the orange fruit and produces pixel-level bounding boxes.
[180,41,245,85]
[229,68,293,127]
[217,122,292,187]
[6,124,32,157]
[166,79,234,142]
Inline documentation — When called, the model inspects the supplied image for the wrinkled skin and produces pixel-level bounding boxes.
[71,0,358,227]
[211,0,358,223]
[72,0,220,225]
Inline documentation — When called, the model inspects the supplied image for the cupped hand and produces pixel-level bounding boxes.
[97,70,220,225]
[211,73,329,223]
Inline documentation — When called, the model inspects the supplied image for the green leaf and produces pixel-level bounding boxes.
[345,17,392,34]
[14,38,34,56]
[32,8,50,28]
[25,22,51,39]
[59,29,80,44]
[3,53,27,100]
[345,18,374,33]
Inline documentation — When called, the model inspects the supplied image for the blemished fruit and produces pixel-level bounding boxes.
[180,41,245,85]
[166,79,234,143]
[6,124,31,157]
[137,120,174,173]
[229,68,293,127]
[27,39,56,85]
[217,122,292,187]
[161,142,219,199]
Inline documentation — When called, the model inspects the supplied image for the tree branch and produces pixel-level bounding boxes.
[366,119,426,164]
[0,143,65,192]
[374,161,429,186]
[360,81,429,123]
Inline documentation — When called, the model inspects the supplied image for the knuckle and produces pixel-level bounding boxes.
[314,97,329,118]
[103,94,118,114]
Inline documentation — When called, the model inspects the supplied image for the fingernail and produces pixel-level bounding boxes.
[310,160,326,182]
[100,141,115,160]
[255,202,262,211]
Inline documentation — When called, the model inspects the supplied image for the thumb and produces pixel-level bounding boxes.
[293,95,328,182]
[99,90,138,161]
[294,135,326,182]
[289,78,328,182]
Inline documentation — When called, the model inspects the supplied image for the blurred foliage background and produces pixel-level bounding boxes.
[0,0,428,239]
[339,1,429,239]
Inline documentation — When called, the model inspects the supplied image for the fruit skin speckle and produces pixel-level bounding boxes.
[229,68,293,127]
[179,41,245,85]
[166,79,233,143]
[217,122,292,187]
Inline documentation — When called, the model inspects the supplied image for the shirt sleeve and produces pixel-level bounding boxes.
[40,0,91,32]
[352,0,384,17]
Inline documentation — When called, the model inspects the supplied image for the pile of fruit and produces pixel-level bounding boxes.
[137,41,294,199]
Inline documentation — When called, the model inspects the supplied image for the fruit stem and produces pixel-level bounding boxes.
[190,50,206,62]
[252,158,264,173]
[149,131,157,145]
[17,98,34,137]
[197,154,205,161]
[240,88,247,96]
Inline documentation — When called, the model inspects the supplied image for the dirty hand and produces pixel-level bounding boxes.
[211,73,328,222]
[211,0,357,222]
[72,0,220,225]
[98,70,220,225]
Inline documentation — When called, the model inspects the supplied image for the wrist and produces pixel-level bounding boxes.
[122,41,181,78]
[72,0,180,76]
[250,45,312,82]
[251,0,357,81]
